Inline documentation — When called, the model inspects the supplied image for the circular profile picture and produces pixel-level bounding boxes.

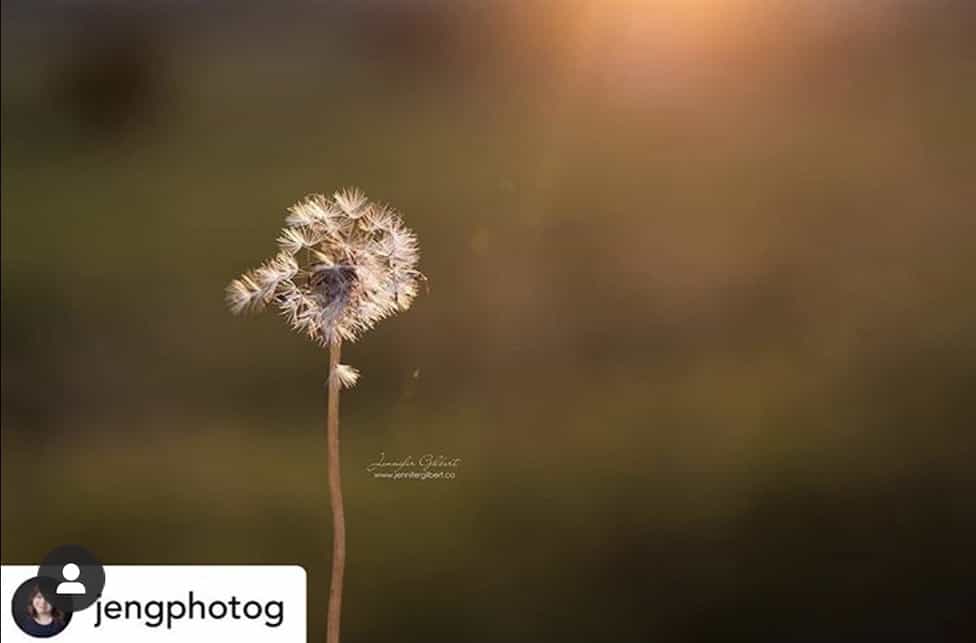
[10,577,72,638]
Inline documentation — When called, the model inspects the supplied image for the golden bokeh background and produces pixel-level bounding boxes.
[3,1,974,640]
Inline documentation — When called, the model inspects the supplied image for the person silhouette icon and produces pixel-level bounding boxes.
[38,545,105,613]
[56,563,86,595]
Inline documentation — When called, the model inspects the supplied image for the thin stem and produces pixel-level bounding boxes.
[326,337,345,643]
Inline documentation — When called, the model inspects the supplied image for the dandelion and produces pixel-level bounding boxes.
[225,188,423,643]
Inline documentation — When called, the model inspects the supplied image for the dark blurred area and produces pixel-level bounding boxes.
[2,1,975,641]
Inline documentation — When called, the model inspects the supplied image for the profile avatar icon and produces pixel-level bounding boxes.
[37,544,106,613]
[10,577,72,638]
[55,564,86,595]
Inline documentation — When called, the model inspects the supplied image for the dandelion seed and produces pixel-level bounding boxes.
[225,276,262,315]
[277,227,310,255]
[333,187,368,217]
[284,199,321,228]
[311,249,336,267]
[331,363,360,389]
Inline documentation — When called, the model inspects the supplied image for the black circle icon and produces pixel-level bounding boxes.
[10,576,73,638]
[36,544,106,614]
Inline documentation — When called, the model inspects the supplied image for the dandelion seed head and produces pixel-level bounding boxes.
[227,188,423,348]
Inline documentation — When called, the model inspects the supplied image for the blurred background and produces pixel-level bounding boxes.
[2,0,974,640]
